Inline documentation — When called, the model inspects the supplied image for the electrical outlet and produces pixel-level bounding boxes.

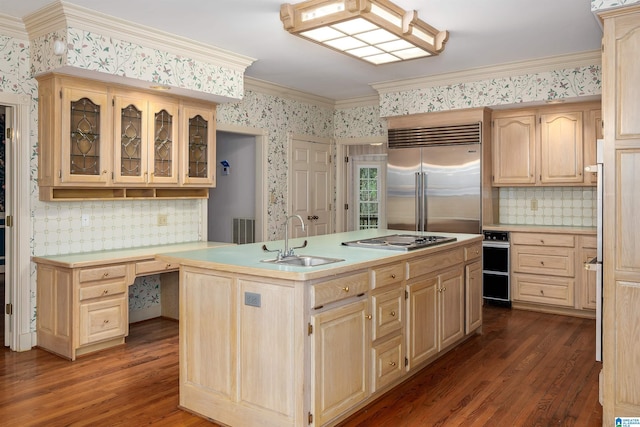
[81,214,90,227]
[157,214,168,226]
[244,292,261,307]
[530,199,538,211]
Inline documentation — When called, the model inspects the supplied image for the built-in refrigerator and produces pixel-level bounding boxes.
[386,136,481,234]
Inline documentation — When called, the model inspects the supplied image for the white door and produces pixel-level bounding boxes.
[290,138,332,237]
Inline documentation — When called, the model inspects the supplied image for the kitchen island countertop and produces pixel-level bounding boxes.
[157,229,482,281]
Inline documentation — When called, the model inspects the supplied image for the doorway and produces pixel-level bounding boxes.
[208,124,268,244]
[0,106,5,346]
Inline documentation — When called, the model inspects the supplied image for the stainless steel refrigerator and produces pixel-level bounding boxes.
[386,141,481,234]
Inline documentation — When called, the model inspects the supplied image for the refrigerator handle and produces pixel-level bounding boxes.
[422,172,428,232]
[415,172,421,232]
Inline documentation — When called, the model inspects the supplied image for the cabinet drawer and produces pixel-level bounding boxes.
[79,281,127,301]
[464,242,482,261]
[371,287,403,341]
[512,246,575,277]
[371,263,404,289]
[407,248,463,280]
[79,296,128,345]
[511,232,575,247]
[372,335,404,392]
[312,272,369,308]
[135,259,180,276]
[79,264,128,283]
[513,273,574,307]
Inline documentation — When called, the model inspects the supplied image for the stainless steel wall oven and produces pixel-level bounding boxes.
[482,231,511,306]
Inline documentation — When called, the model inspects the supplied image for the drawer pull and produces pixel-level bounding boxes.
[540,290,545,295]
[540,239,545,244]
[389,361,397,367]
[103,272,109,278]
[390,311,396,317]
[103,319,110,324]
[366,314,372,320]
[540,261,545,266]
[342,286,350,293]
[102,289,109,295]
[166,263,172,269]
[391,274,396,279]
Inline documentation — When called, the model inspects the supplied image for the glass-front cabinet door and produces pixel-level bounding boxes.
[113,94,148,184]
[60,87,111,184]
[182,103,216,186]
[113,95,179,185]
[148,101,179,185]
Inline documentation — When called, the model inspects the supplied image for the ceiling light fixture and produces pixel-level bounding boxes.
[280,0,448,65]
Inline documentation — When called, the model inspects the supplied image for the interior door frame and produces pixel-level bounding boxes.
[208,123,268,243]
[1,92,31,351]
[288,134,333,236]
[335,136,386,232]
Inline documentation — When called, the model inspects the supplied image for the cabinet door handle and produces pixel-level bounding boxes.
[342,286,349,293]
[389,361,397,367]
[366,314,372,320]
[390,311,396,317]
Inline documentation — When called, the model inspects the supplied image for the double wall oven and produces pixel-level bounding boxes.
[482,231,511,306]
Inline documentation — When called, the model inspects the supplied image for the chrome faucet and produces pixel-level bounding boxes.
[284,214,306,257]
[262,214,307,260]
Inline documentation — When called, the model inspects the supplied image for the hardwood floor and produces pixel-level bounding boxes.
[0,306,602,426]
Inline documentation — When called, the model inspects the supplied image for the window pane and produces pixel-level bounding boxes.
[357,166,380,230]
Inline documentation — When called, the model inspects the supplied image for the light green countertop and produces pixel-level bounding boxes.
[32,241,233,268]
[158,229,482,281]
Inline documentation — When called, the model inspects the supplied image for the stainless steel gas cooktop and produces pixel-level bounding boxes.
[341,234,457,251]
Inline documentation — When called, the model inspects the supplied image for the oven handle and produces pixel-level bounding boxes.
[482,241,510,248]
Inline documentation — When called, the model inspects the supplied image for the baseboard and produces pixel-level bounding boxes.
[129,305,162,323]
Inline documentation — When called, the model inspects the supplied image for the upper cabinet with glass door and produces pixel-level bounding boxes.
[36,73,217,200]
[38,74,112,186]
[182,101,216,186]
[113,91,179,185]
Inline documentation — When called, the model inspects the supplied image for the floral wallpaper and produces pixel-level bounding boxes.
[30,28,245,101]
[592,0,640,10]
[378,65,601,117]
[334,104,385,139]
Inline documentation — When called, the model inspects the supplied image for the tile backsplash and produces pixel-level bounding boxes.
[498,187,596,227]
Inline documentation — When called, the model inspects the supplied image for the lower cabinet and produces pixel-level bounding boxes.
[312,299,370,426]
[406,266,465,370]
[465,260,483,333]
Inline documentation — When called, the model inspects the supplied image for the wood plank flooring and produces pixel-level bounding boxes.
[0,306,602,426]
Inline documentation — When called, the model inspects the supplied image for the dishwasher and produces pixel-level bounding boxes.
[482,231,511,307]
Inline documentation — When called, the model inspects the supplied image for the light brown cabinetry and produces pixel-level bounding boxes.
[599,5,640,419]
[511,232,575,308]
[173,238,483,427]
[36,73,216,200]
[36,262,132,360]
[491,102,600,187]
[313,299,370,426]
[113,91,180,185]
[406,247,466,370]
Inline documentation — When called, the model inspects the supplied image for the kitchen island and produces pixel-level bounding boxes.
[158,229,483,427]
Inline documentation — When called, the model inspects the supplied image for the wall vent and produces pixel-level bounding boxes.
[233,218,255,244]
[388,122,481,148]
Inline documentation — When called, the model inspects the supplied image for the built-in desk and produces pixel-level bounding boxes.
[32,241,231,360]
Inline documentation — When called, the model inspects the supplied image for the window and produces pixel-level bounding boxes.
[349,155,386,231]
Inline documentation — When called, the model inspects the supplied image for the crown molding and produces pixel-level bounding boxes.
[0,14,28,40]
[372,50,602,94]
[335,95,380,110]
[23,0,254,72]
[244,77,336,110]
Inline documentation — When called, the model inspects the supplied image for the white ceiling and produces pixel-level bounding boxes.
[2,0,604,101]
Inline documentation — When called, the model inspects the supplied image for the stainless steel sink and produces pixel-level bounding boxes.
[261,255,344,267]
